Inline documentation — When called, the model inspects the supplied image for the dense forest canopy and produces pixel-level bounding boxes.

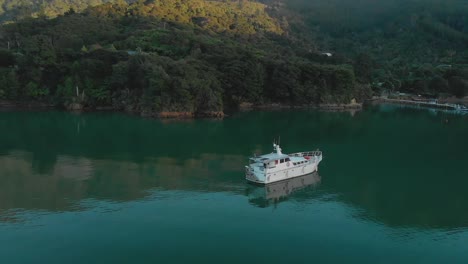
[0,0,467,114]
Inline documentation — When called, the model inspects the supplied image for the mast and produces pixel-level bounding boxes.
[273,138,282,155]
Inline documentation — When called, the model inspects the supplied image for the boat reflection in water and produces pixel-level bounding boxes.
[247,172,321,208]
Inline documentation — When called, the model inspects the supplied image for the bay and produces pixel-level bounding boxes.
[0,105,467,263]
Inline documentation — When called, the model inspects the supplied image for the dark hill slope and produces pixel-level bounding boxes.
[264,0,468,95]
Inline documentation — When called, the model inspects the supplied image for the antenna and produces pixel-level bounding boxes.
[278,136,281,146]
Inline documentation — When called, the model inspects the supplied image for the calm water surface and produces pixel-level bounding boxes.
[1,105,468,263]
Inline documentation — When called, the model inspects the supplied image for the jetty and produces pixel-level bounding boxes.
[377,98,468,111]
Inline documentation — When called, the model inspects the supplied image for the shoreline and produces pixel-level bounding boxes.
[0,100,56,110]
[0,100,226,118]
[0,100,364,117]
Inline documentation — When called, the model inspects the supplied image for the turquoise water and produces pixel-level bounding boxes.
[0,105,468,263]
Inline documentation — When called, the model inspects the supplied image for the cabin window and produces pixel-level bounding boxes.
[285,158,290,162]
[275,160,278,165]
[280,159,285,163]
[293,163,297,166]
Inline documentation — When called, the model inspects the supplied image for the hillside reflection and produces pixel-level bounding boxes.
[0,151,246,222]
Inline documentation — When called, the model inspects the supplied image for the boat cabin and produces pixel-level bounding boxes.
[249,153,291,169]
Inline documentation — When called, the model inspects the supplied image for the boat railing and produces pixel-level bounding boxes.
[290,151,322,157]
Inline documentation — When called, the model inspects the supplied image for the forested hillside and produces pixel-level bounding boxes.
[265,0,468,96]
[0,0,467,115]
[0,0,368,115]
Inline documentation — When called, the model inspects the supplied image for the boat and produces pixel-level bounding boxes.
[245,142,323,184]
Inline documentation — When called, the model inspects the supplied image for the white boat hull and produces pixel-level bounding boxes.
[246,158,321,185]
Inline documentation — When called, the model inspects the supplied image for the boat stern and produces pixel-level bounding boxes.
[245,165,266,184]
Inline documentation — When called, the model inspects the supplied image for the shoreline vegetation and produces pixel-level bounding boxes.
[0,0,466,116]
